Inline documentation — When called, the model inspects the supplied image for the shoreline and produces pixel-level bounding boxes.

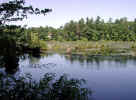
[42,41,136,57]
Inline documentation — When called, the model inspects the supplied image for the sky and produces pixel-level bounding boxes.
[1,0,136,28]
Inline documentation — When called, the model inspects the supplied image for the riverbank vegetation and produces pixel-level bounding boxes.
[13,17,136,55]
[0,0,51,54]
[24,17,136,41]
[2,17,136,55]
[1,1,136,54]
[46,41,136,56]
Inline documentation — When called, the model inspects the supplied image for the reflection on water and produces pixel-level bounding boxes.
[0,52,92,100]
[64,54,136,69]
[0,53,19,74]
[1,53,136,100]
[65,54,136,65]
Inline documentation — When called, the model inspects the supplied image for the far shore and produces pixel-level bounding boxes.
[42,41,136,57]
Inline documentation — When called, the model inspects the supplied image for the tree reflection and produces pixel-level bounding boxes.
[65,54,85,64]
[0,49,92,100]
[0,72,92,100]
[64,54,136,69]
[0,39,19,74]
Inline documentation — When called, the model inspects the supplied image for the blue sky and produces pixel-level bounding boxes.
[11,0,136,28]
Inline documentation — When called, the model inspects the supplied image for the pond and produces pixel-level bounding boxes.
[1,53,136,100]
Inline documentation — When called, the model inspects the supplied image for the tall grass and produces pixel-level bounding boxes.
[46,41,135,55]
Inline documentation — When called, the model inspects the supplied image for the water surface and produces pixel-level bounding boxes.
[1,53,136,100]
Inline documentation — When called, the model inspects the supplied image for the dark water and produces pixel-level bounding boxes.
[1,53,136,100]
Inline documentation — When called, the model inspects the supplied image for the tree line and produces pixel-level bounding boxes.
[24,17,136,42]
[1,1,136,51]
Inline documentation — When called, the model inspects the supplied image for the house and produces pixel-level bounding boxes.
[47,32,53,39]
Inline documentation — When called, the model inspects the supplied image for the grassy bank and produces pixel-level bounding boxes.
[45,41,136,56]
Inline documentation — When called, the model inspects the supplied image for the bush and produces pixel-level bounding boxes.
[0,73,92,100]
[39,40,47,50]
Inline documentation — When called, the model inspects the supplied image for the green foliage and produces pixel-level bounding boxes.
[0,0,52,25]
[1,0,136,51]
[131,42,136,49]
[0,73,91,100]
[24,17,136,42]
[0,0,51,51]
[39,40,47,50]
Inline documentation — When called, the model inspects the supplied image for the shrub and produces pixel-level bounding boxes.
[0,73,92,100]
